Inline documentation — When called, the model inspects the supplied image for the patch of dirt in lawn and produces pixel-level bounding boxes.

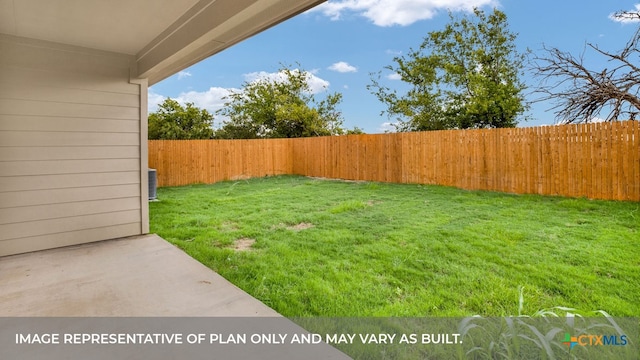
[220,221,239,231]
[308,176,367,183]
[287,222,314,231]
[232,238,256,251]
[230,174,251,180]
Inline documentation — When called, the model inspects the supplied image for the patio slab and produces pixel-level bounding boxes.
[0,235,352,359]
[0,234,280,316]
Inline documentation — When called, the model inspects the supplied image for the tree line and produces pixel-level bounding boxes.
[149,8,639,140]
[149,68,364,140]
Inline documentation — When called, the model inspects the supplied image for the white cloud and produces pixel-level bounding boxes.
[175,87,234,114]
[177,71,192,80]
[386,49,403,56]
[387,73,402,80]
[148,88,166,113]
[243,70,285,84]
[328,61,358,73]
[378,122,398,133]
[243,69,330,94]
[309,0,497,26]
[609,4,640,23]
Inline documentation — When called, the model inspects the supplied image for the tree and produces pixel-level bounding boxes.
[369,8,528,131]
[531,10,640,123]
[346,126,366,135]
[148,98,214,139]
[215,65,345,139]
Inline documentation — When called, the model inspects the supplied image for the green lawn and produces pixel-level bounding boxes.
[149,175,639,317]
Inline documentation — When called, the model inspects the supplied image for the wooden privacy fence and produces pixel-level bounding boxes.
[149,121,640,201]
[148,139,293,186]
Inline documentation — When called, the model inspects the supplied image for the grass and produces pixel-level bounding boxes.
[149,175,639,317]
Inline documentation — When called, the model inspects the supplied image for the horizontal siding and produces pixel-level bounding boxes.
[0,159,140,176]
[0,131,139,146]
[0,81,140,107]
[0,99,139,120]
[0,172,139,192]
[0,35,143,256]
[0,146,139,161]
[0,197,141,225]
[0,116,139,133]
[0,223,142,257]
[0,210,141,241]
[0,184,141,208]
[0,64,139,95]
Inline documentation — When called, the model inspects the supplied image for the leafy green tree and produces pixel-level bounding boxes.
[215,65,345,139]
[346,126,366,135]
[369,8,528,131]
[148,98,214,139]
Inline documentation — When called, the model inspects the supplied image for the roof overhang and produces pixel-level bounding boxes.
[0,0,326,85]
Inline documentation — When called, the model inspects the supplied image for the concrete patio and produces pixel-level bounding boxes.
[0,235,352,359]
[0,234,280,316]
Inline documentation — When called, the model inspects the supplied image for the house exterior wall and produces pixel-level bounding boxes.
[0,35,147,256]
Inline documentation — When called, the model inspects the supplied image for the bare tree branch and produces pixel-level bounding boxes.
[531,12,640,123]
[612,10,640,22]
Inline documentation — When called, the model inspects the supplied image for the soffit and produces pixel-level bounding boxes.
[0,0,200,55]
[0,0,326,84]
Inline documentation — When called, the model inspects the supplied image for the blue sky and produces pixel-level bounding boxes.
[149,1,640,133]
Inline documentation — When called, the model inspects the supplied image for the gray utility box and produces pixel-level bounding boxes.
[148,169,157,200]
